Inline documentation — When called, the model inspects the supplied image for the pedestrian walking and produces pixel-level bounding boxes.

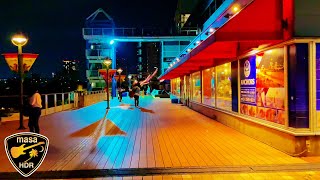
[29,89,42,134]
[118,86,123,102]
[132,80,141,107]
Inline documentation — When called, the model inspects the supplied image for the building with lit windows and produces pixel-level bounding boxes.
[159,0,320,156]
[62,60,79,74]
[83,8,197,90]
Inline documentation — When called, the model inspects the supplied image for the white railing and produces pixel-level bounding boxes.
[1,90,106,122]
[83,27,200,37]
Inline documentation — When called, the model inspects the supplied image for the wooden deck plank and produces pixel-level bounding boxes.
[152,112,174,167]
[153,113,181,167]
[139,112,148,168]
[103,111,134,169]
[58,109,120,170]
[130,111,143,168]
[121,111,142,168]
[77,109,121,170]
[160,120,190,167]
[146,114,156,168]
[113,109,139,169]
[172,118,219,166]
[151,112,174,167]
[86,114,125,169]
[149,115,165,168]
[164,110,213,167]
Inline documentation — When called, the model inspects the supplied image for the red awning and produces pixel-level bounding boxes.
[160,0,284,80]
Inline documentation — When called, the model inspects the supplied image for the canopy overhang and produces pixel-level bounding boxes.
[159,0,284,80]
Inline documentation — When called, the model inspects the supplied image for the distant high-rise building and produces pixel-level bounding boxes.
[143,43,161,76]
[63,60,79,74]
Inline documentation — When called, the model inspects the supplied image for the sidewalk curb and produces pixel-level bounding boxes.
[1,163,320,179]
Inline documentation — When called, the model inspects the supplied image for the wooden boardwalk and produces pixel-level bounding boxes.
[81,170,320,180]
[0,96,317,174]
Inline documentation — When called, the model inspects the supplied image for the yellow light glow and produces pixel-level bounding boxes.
[103,59,112,66]
[250,49,259,55]
[265,50,273,54]
[11,34,28,46]
[233,6,239,13]
[256,55,263,66]
[117,68,123,73]
[224,64,227,67]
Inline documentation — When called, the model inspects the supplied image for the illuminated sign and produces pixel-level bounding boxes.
[240,56,256,105]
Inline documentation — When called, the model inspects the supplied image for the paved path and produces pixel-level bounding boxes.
[0,95,319,179]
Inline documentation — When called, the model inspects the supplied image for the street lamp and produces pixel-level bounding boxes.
[128,75,132,88]
[103,58,112,109]
[12,33,28,130]
[117,68,123,88]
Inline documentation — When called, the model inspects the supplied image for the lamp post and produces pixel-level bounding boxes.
[128,75,132,88]
[12,33,28,130]
[103,58,112,109]
[117,68,123,88]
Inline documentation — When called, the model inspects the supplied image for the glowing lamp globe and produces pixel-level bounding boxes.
[117,68,123,74]
[11,34,28,47]
[103,58,112,67]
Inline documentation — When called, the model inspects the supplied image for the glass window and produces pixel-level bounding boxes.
[171,78,180,97]
[240,48,286,125]
[288,44,309,128]
[202,67,215,107]
[181,77,185,99]
[216,63,232,110]
[180,41,191,45]
[317,44,320,129]
[191,72,201,103]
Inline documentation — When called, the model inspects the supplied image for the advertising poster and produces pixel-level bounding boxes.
[240,56,257,117]
[255,48,285,124]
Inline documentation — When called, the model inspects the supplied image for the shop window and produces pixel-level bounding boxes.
[317,44,320,129]
[287,44,309,128]
[171,78,180,97]
[240,48,286,125]
[181,77,185,99]
[191,72,201,103]
[202,67,215,107]
[216,63,232,110]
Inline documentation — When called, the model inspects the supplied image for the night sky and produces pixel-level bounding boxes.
[0,0,177,79]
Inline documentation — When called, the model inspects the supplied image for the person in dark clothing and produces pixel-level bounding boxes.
[132,80,141,107]
[29,89,42,134]
[118,86,123,102]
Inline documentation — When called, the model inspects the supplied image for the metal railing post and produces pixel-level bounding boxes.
[62,93,64,110]
[68,93,71,105]
[45,95,48,115]
[54,94,57,112]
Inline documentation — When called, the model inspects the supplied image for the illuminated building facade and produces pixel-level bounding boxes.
[160,0,320,156]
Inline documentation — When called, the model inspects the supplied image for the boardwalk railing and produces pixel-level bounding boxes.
[83,27,200,37]
[0,90,106,122]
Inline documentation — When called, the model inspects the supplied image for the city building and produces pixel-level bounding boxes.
[63,60,79,74]
[83,8,197,90]
[174,0,201,33]
[159,0,320,156]
[145,43,160,75]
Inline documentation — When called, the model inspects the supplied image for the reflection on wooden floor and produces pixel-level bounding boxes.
[0,96,317,173]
